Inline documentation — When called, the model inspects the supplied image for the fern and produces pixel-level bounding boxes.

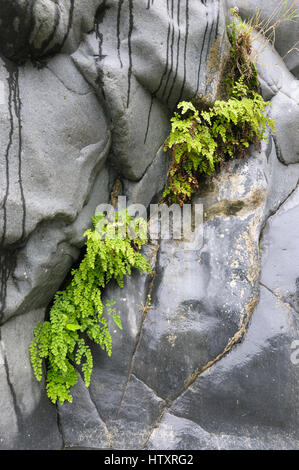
[30,211,151,404]
[163,82,275,205]
[162,10,279,205]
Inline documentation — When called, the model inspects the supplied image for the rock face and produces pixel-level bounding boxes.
[0,0,298,450]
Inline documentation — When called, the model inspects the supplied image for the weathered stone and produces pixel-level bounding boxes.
[0,0,298,451]
[72,32,171,181]
[0,339,19,449]
[145,181,299,450]
[0,309,62,450]
[262,136,299,218]
[58,374,109,450]
[107,374,165,449]
[271,91,299,164]
[252,34,298,101]
[123,146,170,207]
[0,0,104,61]
[0,54,111,324]
[72,0,229,181]
[261,186,299,313]
[132,146,268,400]
[160,286,299,450]
[87,242,159,422]
[147,413,220,450]
[251,36,299,166]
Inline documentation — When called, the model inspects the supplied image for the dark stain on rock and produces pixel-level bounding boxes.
[45,0,75,58]
[1,59,26,246]
[196,176,217,198]
[95,0,109,26]
[176,0,189,104]
[194,7,209,99]
[1,59,26,244]
[147,0,155,9]
[0,58,26,323]
[35,3,61,56]
[226,200,245,215]
[205,199,245,220]
[0,0,74,63]
[117,0,125,68]
[166,0,182,106]
[162,0,175,99]
[127,0,134,108]
[0,1,33,61]
[204,188,266,221]
[179,299,205,313]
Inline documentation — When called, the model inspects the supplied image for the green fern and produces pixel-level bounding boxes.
[163,78,275,205]
[163,13,277,205]
[30,211,151,404]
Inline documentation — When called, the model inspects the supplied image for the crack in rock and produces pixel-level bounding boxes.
[117,243,160,415]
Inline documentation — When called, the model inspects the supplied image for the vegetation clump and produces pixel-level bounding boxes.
[163,10,276,206]
[30,211,151,404]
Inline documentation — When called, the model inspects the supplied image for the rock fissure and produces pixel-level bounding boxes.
[117,246,160,414]
[0,330,23,433]
[260,281,299,315]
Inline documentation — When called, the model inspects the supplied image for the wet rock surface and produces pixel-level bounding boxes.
[0,0,298,450]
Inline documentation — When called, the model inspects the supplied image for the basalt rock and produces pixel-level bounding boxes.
[0,0,298,450]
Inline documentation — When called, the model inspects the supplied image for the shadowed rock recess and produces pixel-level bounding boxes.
[0,0,298,450]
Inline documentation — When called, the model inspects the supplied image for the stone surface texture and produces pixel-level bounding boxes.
[0,0,298,450]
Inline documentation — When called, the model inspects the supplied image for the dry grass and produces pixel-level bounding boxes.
[232,0,299,61]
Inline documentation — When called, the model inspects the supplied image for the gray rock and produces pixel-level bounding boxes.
[251,36,299,166]
[132,145,269,400]
[261,186,299,313]
[123,146,170,207]
[271,91,299,164]
[0,309,62,450]
[262,136,299,218]
[61,135,298,450]
[0,0,298,451]
[147,413,220,450]
[146,181,299,450]
[107,374,165,449]
[0,341,19,449]
[162,285,299,450]
[0,54,111,324]
[58,374,109,450]
[0,0,104,61]
[87,242,159,421]
[72,0,229,181]
[252,34,298,101]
